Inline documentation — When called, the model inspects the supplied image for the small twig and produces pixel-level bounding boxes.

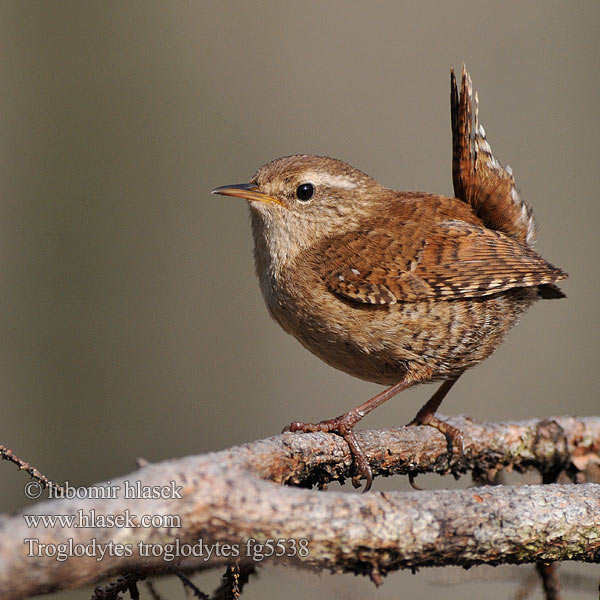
[170,566,210,600]
[0,445,63,495]
[211,560,256,600]
[536,563,562,600]
[91,572,146,600]
[536,444,563,600]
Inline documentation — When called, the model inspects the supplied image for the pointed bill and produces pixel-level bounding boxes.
[211,183,283,206]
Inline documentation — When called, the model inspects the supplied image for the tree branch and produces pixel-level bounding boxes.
[1,415,599,598]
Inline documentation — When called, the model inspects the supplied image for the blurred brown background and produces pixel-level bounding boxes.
[1,1,598,598]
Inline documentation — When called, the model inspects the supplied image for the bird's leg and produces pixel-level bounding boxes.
[407,374,464,456]
[283,379,414,492]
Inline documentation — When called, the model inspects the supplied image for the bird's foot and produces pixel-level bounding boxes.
[282,414,373,492]
[407,412,464,457]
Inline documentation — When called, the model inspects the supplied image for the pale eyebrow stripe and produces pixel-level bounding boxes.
[307,173,358,190]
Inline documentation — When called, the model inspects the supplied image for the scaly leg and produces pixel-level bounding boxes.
[405,374,464,489]
[407,374,464,455]
[283,379,414,492]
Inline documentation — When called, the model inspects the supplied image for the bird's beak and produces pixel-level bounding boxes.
[210,183,283,206]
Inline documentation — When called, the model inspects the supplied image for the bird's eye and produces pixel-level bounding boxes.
[296,183,314,202]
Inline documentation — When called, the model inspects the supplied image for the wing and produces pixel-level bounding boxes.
[320,220,567,304]
[451,66,536,247]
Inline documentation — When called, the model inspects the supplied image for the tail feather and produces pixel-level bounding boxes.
[537,283,567,300]
[451,66,536,248]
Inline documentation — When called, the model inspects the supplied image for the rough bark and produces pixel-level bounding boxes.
[0,415,599,599]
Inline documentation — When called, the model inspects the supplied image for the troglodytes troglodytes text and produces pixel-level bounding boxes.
[211,67,567,491]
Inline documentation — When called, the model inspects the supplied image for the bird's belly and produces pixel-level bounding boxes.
[266,282,537,386]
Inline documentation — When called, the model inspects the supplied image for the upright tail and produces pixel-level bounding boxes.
[451,66,536,248]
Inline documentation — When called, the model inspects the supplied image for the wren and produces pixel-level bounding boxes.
[211,67,567,491]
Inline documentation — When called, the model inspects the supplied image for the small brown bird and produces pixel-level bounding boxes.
[212,67,567,491]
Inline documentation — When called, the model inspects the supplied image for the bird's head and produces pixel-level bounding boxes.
[211,155,387,258]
